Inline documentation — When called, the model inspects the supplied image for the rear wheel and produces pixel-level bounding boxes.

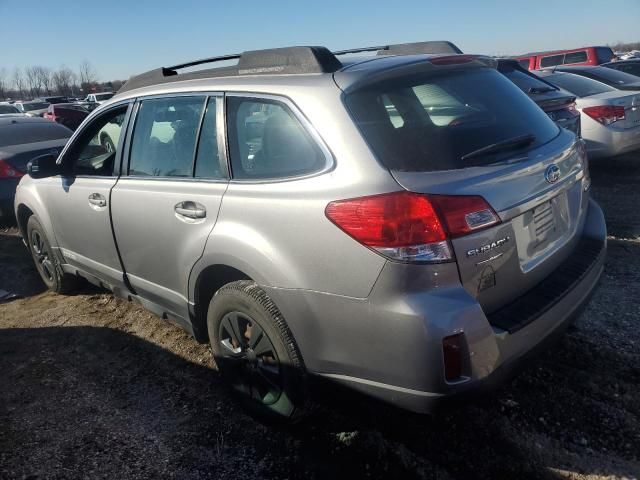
[26,216,77,293]
[207,280,305,420]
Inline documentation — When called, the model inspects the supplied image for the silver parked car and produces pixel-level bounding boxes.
[14,44,606,419]
[538,70,640,158]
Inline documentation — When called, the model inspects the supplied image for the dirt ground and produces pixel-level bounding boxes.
[0,153,639,480]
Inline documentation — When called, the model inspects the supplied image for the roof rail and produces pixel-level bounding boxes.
[376,41,463,56]
[117,41,462,94]
[119,46,342,94]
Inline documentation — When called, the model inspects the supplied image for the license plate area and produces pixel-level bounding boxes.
[513,192,571,272]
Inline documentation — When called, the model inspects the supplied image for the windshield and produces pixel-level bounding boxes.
[543,72,615,97]
[22,102,49,112]
[345,67,559,172]
[584,66,640,85]
[499,64,556,93]
[0,122,71,147]
[96,93,114,101]
[0,105,20,114]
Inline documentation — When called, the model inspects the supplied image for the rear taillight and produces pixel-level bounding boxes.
[325,192,499,263]
[0,159,24,178]
[583,105,625,125]
[567,102,580,117]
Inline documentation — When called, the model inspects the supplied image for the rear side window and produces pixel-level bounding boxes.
[615,63,640,76]
[540,54,564,68]
[226,97,325,180]
[0,121,71,147]
[596,47,614,64]
[345,67,559,172]
[129,96,206,177]
[544,73,614,97]
[563,51,588,65]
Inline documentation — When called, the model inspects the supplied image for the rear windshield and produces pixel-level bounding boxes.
[22,102,49,111]
[0,122,71,147]
[582,66,640,85]
[345,67,559,172]
[543,73,615,97]
[499,64,556,93]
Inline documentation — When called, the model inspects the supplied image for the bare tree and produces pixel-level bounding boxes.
[78,60,97,93]
[25,66,43,98]
[37,67,52,95]
[13,68,26,99]
[52,65,76,96]
[0,67,7,100]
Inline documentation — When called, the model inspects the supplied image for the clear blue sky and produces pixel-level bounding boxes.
[1,0,638,81]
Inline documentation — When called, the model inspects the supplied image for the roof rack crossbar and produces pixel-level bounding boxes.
[166,53,242,72]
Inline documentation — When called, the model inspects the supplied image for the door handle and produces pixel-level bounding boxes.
[88,193,107,208]
[175,201,206,219]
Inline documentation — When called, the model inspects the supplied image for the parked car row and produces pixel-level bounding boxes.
[10,41,608,421]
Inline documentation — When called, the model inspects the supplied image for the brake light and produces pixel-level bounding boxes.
[325,192,499,262]
[429,54,477,66]
[582,105,625,125]
[0,159,23,178]
[567,102,580,117]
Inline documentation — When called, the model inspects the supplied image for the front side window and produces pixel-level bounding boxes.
[0,104,19,114]
[65,105,128,176]
[226,97,325,180]
[563,51,588,65]
[540,54,564,68]
[129,96,206,177]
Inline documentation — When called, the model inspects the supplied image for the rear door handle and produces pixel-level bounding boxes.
[175,201,206,219]
[88,193,107,208]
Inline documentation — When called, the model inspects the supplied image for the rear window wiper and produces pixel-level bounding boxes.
[461,134,536,162]
[528,86,557,94]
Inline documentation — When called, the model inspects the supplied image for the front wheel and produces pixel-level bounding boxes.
[26,216,77,293]
[207,281,305,420]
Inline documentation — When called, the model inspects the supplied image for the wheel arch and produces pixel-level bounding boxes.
[190,263,253,343]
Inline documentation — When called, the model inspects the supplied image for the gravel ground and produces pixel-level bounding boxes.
[0,153,639,480]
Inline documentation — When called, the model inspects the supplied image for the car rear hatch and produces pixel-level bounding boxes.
[337,56,591,327]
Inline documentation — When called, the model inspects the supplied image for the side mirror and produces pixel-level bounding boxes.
[27,153,61,179]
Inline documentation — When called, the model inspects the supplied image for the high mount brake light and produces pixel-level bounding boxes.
[583,105,625,125]
[429,55,478,66]
[325,192,499,263]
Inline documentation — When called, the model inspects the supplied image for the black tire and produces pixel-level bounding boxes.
[207,280,305,420]
[26,216,77,294]
[101,135,115,153]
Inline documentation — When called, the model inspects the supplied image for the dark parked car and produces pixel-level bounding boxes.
[43,103,90,131]
[497,59,581,135]
[40,96,71,105]
[547,65,640,91]
[0,117,71,218]
[602,59,640,78]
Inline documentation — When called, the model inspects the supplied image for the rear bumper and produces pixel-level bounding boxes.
[584,123,640,159]
[264,199,606,413]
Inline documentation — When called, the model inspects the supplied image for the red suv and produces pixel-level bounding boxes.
[516,46,614,70]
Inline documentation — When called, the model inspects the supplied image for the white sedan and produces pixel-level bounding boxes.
[538,70,640,159]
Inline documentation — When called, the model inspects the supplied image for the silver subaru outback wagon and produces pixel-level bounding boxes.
[14,43,606,419]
